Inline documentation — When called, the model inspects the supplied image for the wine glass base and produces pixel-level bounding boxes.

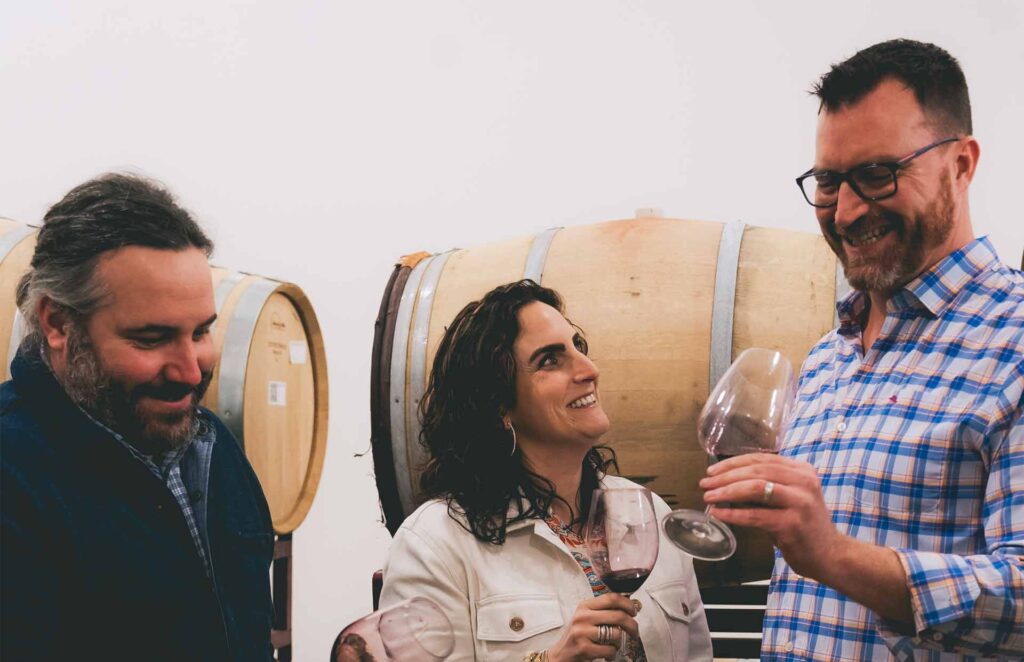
[662,510,737,561]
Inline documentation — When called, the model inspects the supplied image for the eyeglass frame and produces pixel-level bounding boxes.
[795,136,960,208]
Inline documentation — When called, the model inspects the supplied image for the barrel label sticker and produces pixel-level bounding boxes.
[289,341,308,365]
[268,381,287,406]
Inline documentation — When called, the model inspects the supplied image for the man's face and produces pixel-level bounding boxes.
[58,246,217,454]
[813,78,965,294]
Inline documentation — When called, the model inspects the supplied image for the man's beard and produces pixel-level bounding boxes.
[828,171,956,293]
[60,323,212,456]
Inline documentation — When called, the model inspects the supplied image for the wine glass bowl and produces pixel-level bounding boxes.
[334,597,454,662]
[662,348,796,561]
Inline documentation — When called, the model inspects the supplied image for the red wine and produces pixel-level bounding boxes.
[702,412,779,457]
[715,449,777,464]
[601,568,651,594]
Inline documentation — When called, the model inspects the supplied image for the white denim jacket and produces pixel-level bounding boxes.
[380,475,712,661]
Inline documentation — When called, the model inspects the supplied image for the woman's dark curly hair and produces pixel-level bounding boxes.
[418,279,616,545]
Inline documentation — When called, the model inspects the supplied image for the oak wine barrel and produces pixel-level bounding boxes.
[370,215,847,586]
[0,218,37,380]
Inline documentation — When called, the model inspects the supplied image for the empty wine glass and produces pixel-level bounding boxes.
[332,597,454,662]
[585,487,660,662]
[662,347,796,561]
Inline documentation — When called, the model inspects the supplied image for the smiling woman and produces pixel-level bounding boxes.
[379,279,713,661]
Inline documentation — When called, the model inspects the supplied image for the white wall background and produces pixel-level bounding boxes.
[2,1,1022,659]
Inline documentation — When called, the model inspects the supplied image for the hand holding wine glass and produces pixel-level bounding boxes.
[333,597,454,662]
[662,347,796,561]
[585,487,659,662]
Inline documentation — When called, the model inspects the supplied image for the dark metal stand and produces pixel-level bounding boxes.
[272,534,293,662]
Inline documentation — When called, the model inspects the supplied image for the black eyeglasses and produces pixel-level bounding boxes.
[795,136,959,208]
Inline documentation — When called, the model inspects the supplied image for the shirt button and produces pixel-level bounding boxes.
[785,641,794,652]
[836,418,847,432]
[509,617,524,632]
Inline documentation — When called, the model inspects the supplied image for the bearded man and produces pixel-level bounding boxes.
[1,174,274,661]
[700,40,1023,660]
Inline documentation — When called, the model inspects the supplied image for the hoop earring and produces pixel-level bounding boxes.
[507,423,517,456]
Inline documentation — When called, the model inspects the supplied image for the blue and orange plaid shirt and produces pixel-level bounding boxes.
[763,237,1024,661]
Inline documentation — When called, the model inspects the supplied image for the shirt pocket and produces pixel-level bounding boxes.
[646,578,704,659]
[648,580,698,624]
[475,593,564,644]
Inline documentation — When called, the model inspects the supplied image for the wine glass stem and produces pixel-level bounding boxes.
[702,504,713,524]
[616,592,633,661]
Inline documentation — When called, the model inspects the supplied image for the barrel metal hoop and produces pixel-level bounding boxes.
[710,220,746,392]
[215,271,247,313]
[833,261,852,328]
[523,227,562,283]
[0,224,35,260]
[217,279,280,448]
[389,255,436,516]
[404,250,455,493]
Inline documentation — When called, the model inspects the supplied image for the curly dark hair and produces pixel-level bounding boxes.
[418,279,615,545]
[813,38,972,135]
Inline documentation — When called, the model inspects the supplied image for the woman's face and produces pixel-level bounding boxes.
[506,301,610,454]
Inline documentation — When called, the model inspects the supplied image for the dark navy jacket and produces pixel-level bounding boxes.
[1,350,274,661]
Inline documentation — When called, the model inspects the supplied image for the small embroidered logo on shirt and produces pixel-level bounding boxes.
[889,394,898,403]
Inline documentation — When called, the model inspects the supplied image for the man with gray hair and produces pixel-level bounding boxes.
[1,174,274,661]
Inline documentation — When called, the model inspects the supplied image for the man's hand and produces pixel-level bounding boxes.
[700,453,913,626]
[699,453,842,580]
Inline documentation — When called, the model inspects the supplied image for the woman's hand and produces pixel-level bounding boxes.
[546,593,639,661]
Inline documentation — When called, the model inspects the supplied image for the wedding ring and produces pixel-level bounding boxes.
[762,480,775,505]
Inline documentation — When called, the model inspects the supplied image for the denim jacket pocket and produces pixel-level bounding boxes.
[648,580,698,624]
[475,593,564,643]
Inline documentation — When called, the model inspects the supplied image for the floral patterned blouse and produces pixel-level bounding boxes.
[536,515,648,662]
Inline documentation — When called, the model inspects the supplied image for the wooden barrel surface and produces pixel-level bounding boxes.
[371,215,846,586]
[0,220,328,534]
[0,218,38,380]
[205,267,329,534]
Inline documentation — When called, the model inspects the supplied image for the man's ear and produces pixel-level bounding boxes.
[953,136,980,191]
[37,297,73,354]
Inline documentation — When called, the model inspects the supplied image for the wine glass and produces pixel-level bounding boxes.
[332,597,455,662]
[662,347,796,561]
[585,487,660,662]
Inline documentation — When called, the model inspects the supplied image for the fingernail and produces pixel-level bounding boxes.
[699,477,711,487]
[706,464,720,475]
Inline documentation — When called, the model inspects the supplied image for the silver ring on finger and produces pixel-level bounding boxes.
[762,480,775,505]
[595,624,612,645]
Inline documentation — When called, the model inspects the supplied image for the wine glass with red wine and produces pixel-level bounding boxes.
[585,487,660,661]
[662,347,796,561]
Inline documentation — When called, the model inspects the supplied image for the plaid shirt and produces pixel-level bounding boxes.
[763,237,1024,661]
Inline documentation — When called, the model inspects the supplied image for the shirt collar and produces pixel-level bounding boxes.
[834,236,998,324]
[75,401,209,476]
